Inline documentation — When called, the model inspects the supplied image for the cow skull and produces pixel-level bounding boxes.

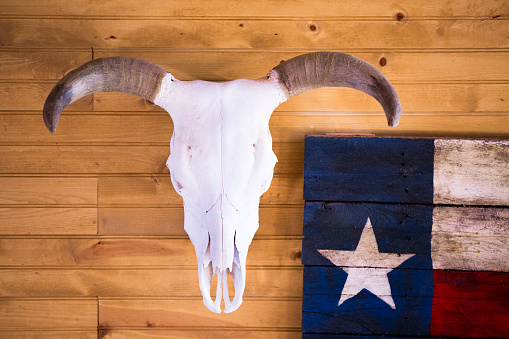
[43,52,401,313]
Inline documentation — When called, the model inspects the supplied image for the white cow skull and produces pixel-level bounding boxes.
[43,52,401,313]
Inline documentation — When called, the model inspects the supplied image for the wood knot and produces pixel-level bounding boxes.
[291,251,302,260]
[395,12,406,21]
[379,57,387,67]
[238,23,244,28]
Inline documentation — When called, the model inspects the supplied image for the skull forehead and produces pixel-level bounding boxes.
[160,76,284,207]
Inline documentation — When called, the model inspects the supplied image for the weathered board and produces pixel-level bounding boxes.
[302,136,509,338]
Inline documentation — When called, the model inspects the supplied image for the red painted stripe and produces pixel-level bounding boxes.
[431,270,509,338]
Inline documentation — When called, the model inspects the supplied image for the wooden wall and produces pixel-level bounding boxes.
[0,1,507,338]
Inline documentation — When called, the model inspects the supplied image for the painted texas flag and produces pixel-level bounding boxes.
[302,136,509,338]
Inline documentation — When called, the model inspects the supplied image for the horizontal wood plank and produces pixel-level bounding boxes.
[93,83,509,113]
[99,206,303,236]
[302,266,433,336]
[1,0,506,18]
[0,177,97,205]
[98,174,303,206]
[303,202,508,272]
[0,331,97,339]
[98,329,301,339]
[0,207,97,235]
[0,298,97,330]
[4,112,509,146]
[1,19,507,49]
[430,270,509,338]
[0,49,91,80]
[0,144,303,174]
[94,50,509,83]
[434,139,509,205]
[99,298,301,328]
[303,137,509,206]
[2,82,508,113]
[303,137,435,203]
[3,50,508,83]
[0,268,303,297]
[0,82,92,111]
[0,238,302,267]
[431,206,509,271]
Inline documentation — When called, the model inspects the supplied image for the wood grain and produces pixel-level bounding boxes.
[1,82,507,113]
[0,207,97,235]
[431,206,509,271]
[98,174,304,206]
[0,331,97,339]
[0,268,303,297]
[1,0,508,336]
[0,82,93,111]
[2,50,508,82]
[92,83,509,113]
[1,0,506,18]
[4,112,509,146]
[0,238,303,267]
[0,177,97,205]
[97,329,301,339]
[434,139,509,205]
[0,49,91,80]
[0,298,97,330]
[1,19,507,49]
[99,206,304,236]
[99,298,301,328]
[0,144,303,174]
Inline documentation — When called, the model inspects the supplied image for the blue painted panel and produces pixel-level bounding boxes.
[303,137,434,203]
[302,202,433,266]
[303,263,433,335]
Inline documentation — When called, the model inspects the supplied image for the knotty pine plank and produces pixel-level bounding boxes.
[2,82,508,113]
[0,238,302,267]
[0,298,97,330]
[1,19,507,49]
[98,174,303,206]
[0,268,303,297]
[0,0,506,18]
[99,298,301,328]
[0,49,91,80]
[4,112,509,146]
[0,207,97,235]
[90,83,509,113]
[98,329,301,339]
[2,50,509,83]
[99,206,303,236]
[0,82,92,111]
[0,177,97,205]
[0,331,97,339]
[93,50,509,83]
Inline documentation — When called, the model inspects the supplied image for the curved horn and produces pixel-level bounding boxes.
[270,52,401,127]
[43,57,167,133]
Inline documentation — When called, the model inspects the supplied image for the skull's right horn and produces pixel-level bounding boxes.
[270,51,401,127]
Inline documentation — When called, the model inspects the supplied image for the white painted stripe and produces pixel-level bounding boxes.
[434,139,509,206]
[431,206,509,272]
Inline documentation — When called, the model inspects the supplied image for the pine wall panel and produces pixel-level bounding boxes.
[0,1,507,337]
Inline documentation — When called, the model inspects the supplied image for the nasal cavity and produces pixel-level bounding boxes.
[209,271,235,307]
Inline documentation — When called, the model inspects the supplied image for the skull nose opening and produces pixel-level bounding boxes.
[198,236,245,313]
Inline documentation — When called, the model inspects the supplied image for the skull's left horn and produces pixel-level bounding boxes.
[270,51,401,127]
[43,57,167,133]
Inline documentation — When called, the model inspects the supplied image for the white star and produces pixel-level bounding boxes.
[318,217,415,309]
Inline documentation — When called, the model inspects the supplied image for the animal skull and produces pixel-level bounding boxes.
[43,52,401,313]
